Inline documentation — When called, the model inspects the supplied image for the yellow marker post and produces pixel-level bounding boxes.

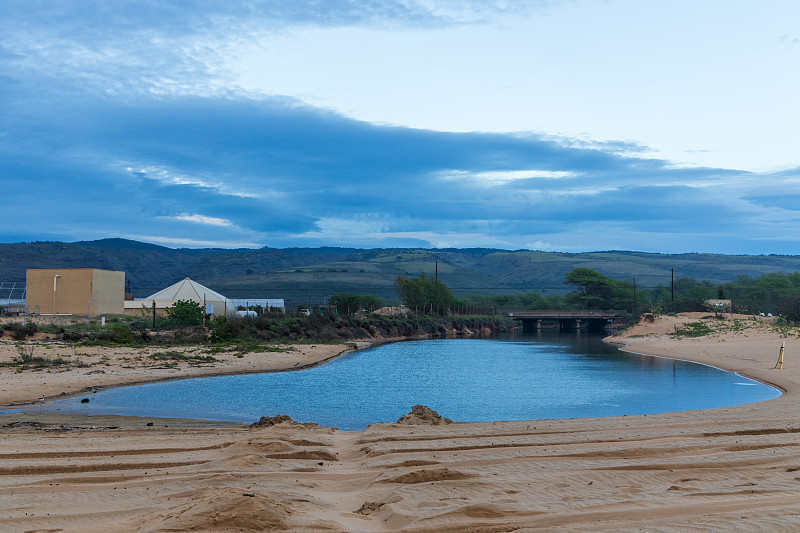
[775,341,785,370]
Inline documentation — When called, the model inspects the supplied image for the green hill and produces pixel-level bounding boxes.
[2,240,800,307]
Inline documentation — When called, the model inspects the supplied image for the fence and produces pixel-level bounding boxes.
[0,281,26,313]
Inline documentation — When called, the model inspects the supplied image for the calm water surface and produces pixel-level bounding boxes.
[43,333,779,430]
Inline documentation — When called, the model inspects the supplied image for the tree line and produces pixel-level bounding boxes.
[263,269,800,321]
[460,269,800,318]
[388,269,800,319]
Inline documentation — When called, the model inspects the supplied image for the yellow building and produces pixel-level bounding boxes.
[26,268,125,315]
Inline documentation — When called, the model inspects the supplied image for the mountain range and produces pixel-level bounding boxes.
[2,239,800,307]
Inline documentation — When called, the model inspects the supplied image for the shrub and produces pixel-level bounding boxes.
[6,322,37,340]
[778,295,800,324]
[150,351,217,363]
[62,331,83,342]
[166,299,204,326]
[209,317,235,343]
[670,322,714,338]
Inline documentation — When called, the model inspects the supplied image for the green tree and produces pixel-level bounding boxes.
[650,277,716,312]
[778,295,800,323]
[329,293,384,314]
[395,273,456,312]
[460,291,566,310]
[166,299,204,326]
[720,272,800,314]
[563,268,635,310]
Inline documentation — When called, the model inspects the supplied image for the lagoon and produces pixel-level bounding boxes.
[44,333,780,430]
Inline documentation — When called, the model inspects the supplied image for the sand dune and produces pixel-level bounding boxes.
[2,313,800,531]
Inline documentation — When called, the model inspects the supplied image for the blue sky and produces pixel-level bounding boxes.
[1,0,799,253]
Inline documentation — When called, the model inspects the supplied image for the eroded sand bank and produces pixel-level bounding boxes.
[2,314,800,532]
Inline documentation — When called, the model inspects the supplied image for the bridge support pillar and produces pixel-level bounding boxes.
[559,319,577,332]
[587,319,608,333]
[522,319,541,333]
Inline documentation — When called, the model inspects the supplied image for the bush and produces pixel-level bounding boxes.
[208,317,235,343]
[62,331,83,342]
[778,295,800,323]
[329,293,384,314]
[670,322,714,338]
[150,351,217,363]
[395,273,457,311]
[6,322,37,340]
[166,299,204,326]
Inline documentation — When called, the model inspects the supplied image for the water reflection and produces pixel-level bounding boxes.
[42,333,780,430]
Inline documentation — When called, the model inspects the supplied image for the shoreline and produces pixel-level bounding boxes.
[4,313,800,531]
[613,342,789,395]
[0,341,364,411]
[2,326,788,425]
[0,339,364,413]
[0,335,438,417]
[607,334,789,393]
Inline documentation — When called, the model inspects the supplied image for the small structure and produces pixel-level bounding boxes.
[0,281,26,314]
[319,305,338,316]
[228,298,285,313]
[26,268,124,315]
[705,299,732,314]
[124,278,230,317]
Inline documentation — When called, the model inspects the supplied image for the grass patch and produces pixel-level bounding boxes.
[149,350,217,363]
[203,343,292,356]
[3,344,87,371]
[670,322,714,338]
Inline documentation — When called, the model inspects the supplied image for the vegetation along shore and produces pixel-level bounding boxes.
[3,263,800,530]
[2,311,800,531]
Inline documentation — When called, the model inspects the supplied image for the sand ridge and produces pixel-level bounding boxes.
[2,313,800,531]
[0,339,357,408]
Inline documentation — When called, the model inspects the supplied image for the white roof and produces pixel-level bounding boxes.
[145,278,228,304]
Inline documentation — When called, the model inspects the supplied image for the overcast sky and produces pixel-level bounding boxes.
[2,1,799,253]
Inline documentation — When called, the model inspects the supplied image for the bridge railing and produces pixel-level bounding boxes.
[504,310,623,318]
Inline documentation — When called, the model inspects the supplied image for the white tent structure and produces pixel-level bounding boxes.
[124,278,231,317]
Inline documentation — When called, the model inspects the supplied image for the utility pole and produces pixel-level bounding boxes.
[633,277,637,312]
[435,261,438,282]
[671,268,674,302]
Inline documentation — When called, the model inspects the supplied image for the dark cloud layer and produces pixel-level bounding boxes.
[1,1,798,252]
[3,81,794,252]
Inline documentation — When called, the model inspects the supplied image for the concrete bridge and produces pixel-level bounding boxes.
[505,310,624,332]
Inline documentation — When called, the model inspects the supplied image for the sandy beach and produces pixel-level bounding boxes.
[2,313,800,532]
[0,332,359,408]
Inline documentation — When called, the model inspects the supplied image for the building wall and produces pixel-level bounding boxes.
[123,302,169,317]
[26,269,124,315]
[90,269,125,315]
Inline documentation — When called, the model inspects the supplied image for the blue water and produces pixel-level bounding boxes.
[41,333,780,430]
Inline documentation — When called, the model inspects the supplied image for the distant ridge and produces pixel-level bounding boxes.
[75,238,173,251]
[1,239,800,302]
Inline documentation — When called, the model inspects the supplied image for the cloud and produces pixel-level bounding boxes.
[1,5,798,257]
[0,0,551,101]
[171,214,237,227]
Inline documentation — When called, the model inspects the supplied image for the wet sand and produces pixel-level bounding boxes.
[0,338,359,407]
[2,314,800,532]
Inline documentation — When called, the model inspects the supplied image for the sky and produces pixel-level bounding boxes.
[1,0,799,254]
